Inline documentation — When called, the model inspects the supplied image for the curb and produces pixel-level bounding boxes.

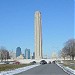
[56,63,75,75]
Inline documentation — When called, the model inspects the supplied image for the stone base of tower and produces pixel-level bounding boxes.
[35,56,42,60]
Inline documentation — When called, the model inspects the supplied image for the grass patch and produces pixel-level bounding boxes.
[63,64,75,70]
[70,66,75,70]
[0,64,31,71]
[62,60,75,70]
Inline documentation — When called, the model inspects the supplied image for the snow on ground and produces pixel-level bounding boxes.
[65,67,75,74]
[0,62,5,64]
[57,63,75,75]
[0,64,40,75]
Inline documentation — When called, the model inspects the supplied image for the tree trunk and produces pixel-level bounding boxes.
[64,57,65,60]
[70,56,71,60]
[72,56,74,60]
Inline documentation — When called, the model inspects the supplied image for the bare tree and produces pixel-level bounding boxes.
[61,39,75,60]
[61,48,67,60]
[0,46,10,62]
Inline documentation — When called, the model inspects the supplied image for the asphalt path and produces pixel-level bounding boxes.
[15,63,69,75]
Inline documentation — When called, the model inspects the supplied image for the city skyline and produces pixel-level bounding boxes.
[0,0,74,57]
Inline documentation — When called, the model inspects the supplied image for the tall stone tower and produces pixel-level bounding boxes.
[34,11,42,59]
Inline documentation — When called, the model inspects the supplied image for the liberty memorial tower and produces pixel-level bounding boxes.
[34,11,42,59]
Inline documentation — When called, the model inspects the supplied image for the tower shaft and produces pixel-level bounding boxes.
[34,11,42,59]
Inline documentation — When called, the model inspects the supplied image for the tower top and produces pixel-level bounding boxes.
[35,11,41,14]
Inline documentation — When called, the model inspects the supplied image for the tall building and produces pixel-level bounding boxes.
[51,52,57,59]
[32,52,35,59]
[34,11,42,59]
[16,47,21,57]
[25,48,30,59]
[33,52,35,59]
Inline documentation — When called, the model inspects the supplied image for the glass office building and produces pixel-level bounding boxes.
[25,48,30,59]
[16,47,21,57]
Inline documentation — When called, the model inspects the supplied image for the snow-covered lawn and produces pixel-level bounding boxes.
[0,64,40,75]
[0,62,5,64]
[57,63,75,75]
[65,67,75,74]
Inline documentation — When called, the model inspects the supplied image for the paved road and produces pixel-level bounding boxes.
[15,63,69,75]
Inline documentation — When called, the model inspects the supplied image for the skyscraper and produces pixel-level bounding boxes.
[25,48,30,59]
[34,11,42,59]
[16,47,21,57]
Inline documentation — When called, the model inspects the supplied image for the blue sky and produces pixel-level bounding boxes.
[0,0,74,57]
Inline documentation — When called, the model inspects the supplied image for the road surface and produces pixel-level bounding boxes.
[15,63,69,75]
